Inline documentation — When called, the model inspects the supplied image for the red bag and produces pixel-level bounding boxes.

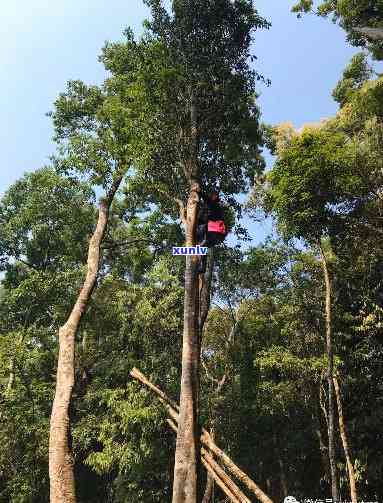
[208,220,226,234]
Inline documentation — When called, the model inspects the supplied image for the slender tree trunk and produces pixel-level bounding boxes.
[7,358,15,391]
[6,332,26,392]
[333,376,358,503]
[201,428,215,503]
[199,250,214,333]
[173,91,200,503]
[313,408,331,488]
[0,333,26,422]
[272,432,288,500]
[278,457,288,499]
[197,252,215,502]
[172,183,200,503]
[319,243,339,502]
[49,175,122,503]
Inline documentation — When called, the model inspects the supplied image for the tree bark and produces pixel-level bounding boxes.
[168,418,250,503]
[278,456,288,499]
[319,243,339,502]
[199,250,214,333]
[172,183,200,503]
[173,89,201,503]
[49,175,122,503]
[7,358,15,391]
[272,431,288,500]
[333,376,358,503]
[313,408,331,489]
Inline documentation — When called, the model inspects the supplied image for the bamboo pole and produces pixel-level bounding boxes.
[167,419,243,503]
[131,367,274,503]
[201,430,273,503]
[202,449,251,503]
[131,367,180,411]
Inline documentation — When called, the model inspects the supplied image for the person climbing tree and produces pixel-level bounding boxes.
[197,191,227,273]
[197,191,227,246]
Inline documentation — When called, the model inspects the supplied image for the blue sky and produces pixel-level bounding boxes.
[0,0,359,241]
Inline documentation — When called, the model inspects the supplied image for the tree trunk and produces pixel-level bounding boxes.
[6,332,26,392]
[313,408,331,489]
[199,250,214,333]
[7,358,15,391]
[49,176,122,503]
[172,182,200,503]
[271,431,287,500]
[319,243,339,502]
[278,457,288,498]
[172,89,201,503]
[333,376,358,503]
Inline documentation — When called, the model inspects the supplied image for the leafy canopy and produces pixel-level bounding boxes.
[100,0,269,215]
[264,125,358,242]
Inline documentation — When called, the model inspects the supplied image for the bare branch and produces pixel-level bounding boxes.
[354,27,383,41]
[201,357,220,385]
[101,238,157,249]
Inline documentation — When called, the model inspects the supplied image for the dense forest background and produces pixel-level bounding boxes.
[1,1,383,502]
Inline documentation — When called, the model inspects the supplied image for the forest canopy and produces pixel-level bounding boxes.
[0,1,382,503]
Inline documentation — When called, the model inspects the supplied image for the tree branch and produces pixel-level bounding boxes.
[353,27,383,41]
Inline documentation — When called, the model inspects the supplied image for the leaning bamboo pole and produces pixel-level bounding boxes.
[201,430,273,503]
[167,418,244,503]
[202,448,251,503]
[130,367,274,503]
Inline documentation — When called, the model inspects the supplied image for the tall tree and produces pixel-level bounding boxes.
[318,241,339,501]
[0,168,95,503]
[49,175,122,503]
[263,124,360,501]
[47,79,133,502]
[0,177,185,502]
[99,2,268,500]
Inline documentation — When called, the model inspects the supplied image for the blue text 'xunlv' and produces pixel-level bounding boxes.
[172,246,208,256]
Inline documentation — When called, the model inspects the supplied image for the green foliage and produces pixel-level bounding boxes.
[332,53,373,106]
[265,126,358,242]
[50,79,132,188]
[2,2,383,502]
[100,0,268,218]
[0,167,94,272]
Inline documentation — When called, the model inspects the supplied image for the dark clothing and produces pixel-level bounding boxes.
[197,195,227,250]
[206,230,225,246]
[197,199,224,225]
[197,224,208,246]
[208,200,225,221]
